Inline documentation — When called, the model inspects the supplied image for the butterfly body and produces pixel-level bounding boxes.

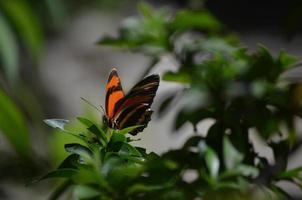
[104,68,159,135]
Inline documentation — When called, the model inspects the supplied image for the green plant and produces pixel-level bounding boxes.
[38,2,302,199]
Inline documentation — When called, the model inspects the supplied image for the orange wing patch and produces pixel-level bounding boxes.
[107,90,124,118]
[105,68,125,119]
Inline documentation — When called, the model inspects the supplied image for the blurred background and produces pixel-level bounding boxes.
[1,0,302,199]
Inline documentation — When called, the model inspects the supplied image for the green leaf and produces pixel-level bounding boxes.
[204,147,220,179]
[73,185,101,199]
[119,143,143,158]
[44,119,69,131]
[170,10,223,33]
[77,117,94,127]
[77,117,108,145]
[32,168,77,184]
[0,13,18,83]
[0,89,30,157]
[163,71,191,84]
[138,2,154,18]
[44,0,66,30]
[111,132,126,143]
[277,167,302,180]
[58,154,80,169]
[0,0,44,60]
[64,143,92,163]
[117,125,144,135]
[127,183,163,196]
[236,164,259,177]
[48,180,72,200]
[277,50,297,69]
[223,136,243,169]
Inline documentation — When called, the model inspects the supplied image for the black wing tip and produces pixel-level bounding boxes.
[108,67,119,80]
[145,74,160,82]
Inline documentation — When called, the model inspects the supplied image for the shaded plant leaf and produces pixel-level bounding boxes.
[73,185,101,199]
[0,13,18,83]
[170,10,223,33]
[0,89,30,157]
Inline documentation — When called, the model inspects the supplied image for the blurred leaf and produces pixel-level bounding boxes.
[108,163,143,188]
[65,143,92,163]
[223,136,243,169]
[73,166,102,185]
[0,89,30,157]
[44,0,66,30]
[170,10,223,33]
[119,143,142,158]
[204,146,220,179]
[0,0,44,60]
[101,156,122,177]
[277,167,302,180]
[58,154,80,169]
[277,50,297,69]
[99,2,169,54]
[0,13,18,83]
[163,71,191,84]
[126,183,163,196]
[271,185,294,200]
[48,180,72,200]
[158,92,177,117]
[73,185,101,199]
[175,108,212,131]
[236,164,259,177]
[138,2,154,18]
[33,168,77,183]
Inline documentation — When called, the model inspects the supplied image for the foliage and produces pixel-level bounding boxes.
[38,2,302,200]
[0,0,124,158]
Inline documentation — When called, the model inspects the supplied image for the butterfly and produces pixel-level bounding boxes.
[103,68,160,135]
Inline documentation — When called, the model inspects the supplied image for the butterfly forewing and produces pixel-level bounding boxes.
[105,68,159,135]
[105,68,125,119]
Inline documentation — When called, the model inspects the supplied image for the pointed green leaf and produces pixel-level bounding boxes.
[31,168,77,184]
[58,154,80,169]
[73,185,101,199]
[77,117,108,145]
[0,0,43,60]
[64,143,92,163]
[170,10,223,33]
[0,13,18,83]
[223,136,243,169]
[0,89,30,157]
[117,125,144,135]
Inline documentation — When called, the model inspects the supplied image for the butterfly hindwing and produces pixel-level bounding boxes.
[113,74,160,116]
[115,103,153,135]
[112,74,159,134]
[105,68,125,119]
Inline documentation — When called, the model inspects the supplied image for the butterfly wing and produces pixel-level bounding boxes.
[105,68,125,120]
[113,74,160,135]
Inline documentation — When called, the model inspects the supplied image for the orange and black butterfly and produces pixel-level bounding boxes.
[103,68,160,135]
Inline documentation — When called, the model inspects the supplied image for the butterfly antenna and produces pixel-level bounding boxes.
[80,97,104,114]
[100,105,106,114]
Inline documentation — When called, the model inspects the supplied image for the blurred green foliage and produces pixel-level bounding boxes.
[38,2,302,199]
[0,0,129,159]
